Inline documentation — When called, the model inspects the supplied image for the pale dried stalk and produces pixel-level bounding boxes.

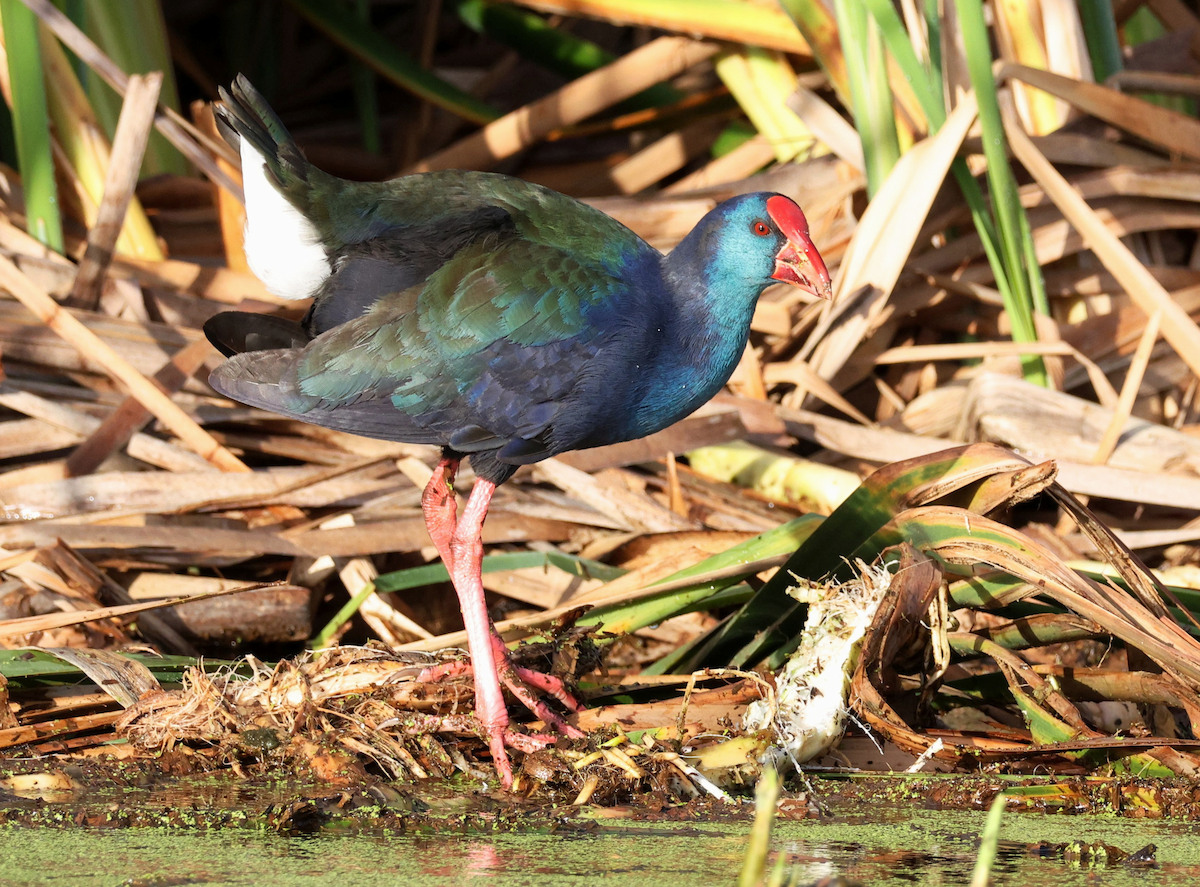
[665,135,776,194]
[0,386,211,473]
[409,37,719,173]
[71,72,163,307]
[1001,62,1200,162]
[64,337,216,477]
[0,256,248,472]
[607,118,722,195]
[874,340,1077,363]
[1092,310,1162,465]
[1000,95,1200,383]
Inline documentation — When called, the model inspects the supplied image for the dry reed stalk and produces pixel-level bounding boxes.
[64,337,215,477]
[873,340,1079,363]
[605,118,723,195]
[112,256,276,304]
[1001,62,1200,162]
[1107,70,1200,97]
[408,37,719,174]
[1000,95,1200,383]
[762,359,873,425]
[786,84,865,171]
[664,135,776,194]
[34,32,162,262]
[1092,310,1163,465]
[0,387,211,473]
[70,72,162,308]
[0,256,249,472]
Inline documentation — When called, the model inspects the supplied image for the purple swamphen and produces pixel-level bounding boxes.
[204,76,833,787]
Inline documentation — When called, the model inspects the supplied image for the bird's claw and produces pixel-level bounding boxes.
[416,638,585,739]
[416,635,585,786]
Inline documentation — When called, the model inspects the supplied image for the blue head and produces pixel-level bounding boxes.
[667,191,832,306]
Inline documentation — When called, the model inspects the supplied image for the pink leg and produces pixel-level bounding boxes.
[417,466,585,788]
[420,456,460,571]
[444,478,516,784]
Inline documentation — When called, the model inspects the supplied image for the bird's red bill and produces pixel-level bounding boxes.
[766,195,833,300]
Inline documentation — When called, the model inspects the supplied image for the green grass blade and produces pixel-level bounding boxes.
[862,0,943,128]
[283,0,500,125]
[923,0,943,103]
[738,766,780,887]
[1,0,64,252]
[834,0,899,196]
[860,0,1018,313]
[968,794,1006,887]
[953,0,1046,385]
[1077,0,1122,84]
[350,0,381,154]
[311,581,378,649]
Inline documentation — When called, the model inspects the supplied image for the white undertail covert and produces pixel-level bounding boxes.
[240,137,330,300]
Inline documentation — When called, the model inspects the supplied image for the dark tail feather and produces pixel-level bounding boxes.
[204,311,311,358]
[215,74,309,190]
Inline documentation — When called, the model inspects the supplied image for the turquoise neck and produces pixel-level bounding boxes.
[627,232,767,436]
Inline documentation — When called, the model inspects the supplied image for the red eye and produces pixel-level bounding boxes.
[752,220,771,236]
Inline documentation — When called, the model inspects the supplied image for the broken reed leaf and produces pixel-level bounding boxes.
[507,0,809,56]
[887,506,1200,688]
[688,443,1033,671]
[31,648,161,708]
[801,93,977,389]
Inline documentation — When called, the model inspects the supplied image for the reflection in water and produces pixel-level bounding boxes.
[1,805,1198,887]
